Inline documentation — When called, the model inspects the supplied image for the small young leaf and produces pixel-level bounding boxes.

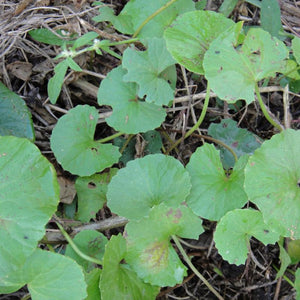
[125,203,203,286]
[208,119,262,169]
[100,235,159,300]
[260,0,283,38]
[66,57,82,72]
[214,209,280,265]
[51,105,121,176]
[143,130,163,155]
[0,136,59,292]
[72,31,99,49]
[186,143,248,221]
[24,249,87,300]
[48,60,69,104]
[75,169,118,222]
[122,38,176,106]
[0,82,34,141]
[29,28,66,46]
[93,0,195,39]
[107,154,191,220]
[164,10,236,74]
[244,129,300,239]
[65,230,108,272]
[277,241,291,278]
[292,37,300,65]
[204,28,288,103]
[98,66,166,133]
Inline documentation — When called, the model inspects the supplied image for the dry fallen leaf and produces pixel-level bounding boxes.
[7,61,33,81]
[57,176,77,204]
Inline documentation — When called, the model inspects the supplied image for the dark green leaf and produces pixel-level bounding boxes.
[260,0,283,38]
[208,119,262,169]
[0,82,34,141]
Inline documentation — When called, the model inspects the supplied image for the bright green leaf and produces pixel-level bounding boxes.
[208,119,262,169]
[204,28,288,103]
[282,59,300,80]
[292,37,300,65]
[0,82,34,141]
[186,143,248,221]
[24,249,87,300]
[85,268,101,300]
[287,239,300,265]
[93,0,195,39]
[260,0,283,38]
[125,203,203,286]
[76,169,117,222]
[98,66,166,133]
[107,154,191,220]
[0,136,59,292]
[51,105,121,176]
[244,129,300,239]
[164,10,236,74]
[122,38,176,106]
[48,60,69,104]
[214,209,280,265]
[100,235,159,300]
[65,230,108,272]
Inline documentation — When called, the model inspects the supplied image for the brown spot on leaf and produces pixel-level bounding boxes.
[231,141,238,148]
[89,114,94,120]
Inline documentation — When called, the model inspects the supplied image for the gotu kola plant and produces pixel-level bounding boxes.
[1,0,300,299]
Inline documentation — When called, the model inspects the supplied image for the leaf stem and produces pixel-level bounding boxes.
[172,235,224,300]
[98,131,124,143]
[166,81,210,155]
[254,82,283,132]
[133,0,179,38]
[56,222,102,266]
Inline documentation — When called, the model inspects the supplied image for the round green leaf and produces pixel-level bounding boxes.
[75,169,118,222]
[0,82,34,141]
[0,136,59,292]
[244,129,300,239]
[204,28,288,103]
[164,10,236,74]
[50,105,121,176]
[122,38,176,106]
[65,230,108,272]
[24,249,87,300]
[85,268,101,300]
[97,66,166,134]
[107,154,191,220]
[186,143,248,221]
[100,234,159,300]
[125,203,203,286]
[214,209,280,265]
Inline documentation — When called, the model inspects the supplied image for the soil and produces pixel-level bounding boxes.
[0,0,300,299]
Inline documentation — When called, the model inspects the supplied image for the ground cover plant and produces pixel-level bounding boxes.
[0,0,300,299]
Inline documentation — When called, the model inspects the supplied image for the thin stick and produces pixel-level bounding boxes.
[166,81,211,155]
